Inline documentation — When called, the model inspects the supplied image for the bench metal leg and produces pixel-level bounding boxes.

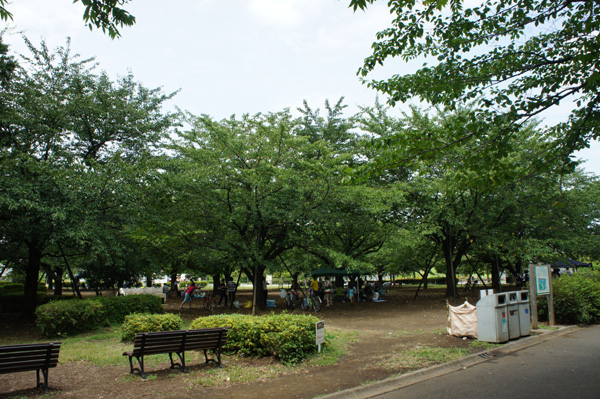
[127,355,147,379]
[36,368,49,394]
[168,351,187,373]
[203,349,223,368]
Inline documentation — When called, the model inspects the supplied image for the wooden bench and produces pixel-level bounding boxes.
[123,328,228,379]
[0,342,62,394]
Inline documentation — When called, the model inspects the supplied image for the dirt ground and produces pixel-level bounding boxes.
[0,287,485,399]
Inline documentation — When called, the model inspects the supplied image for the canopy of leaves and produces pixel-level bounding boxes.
[349,0,600,167]
[0,0,135,38]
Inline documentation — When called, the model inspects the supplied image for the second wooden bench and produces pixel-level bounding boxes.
[0,342,62,394]
[123,327,228,379]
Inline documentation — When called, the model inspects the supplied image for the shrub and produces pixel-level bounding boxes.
[91,294,164,324]
[538,270,600,325]
[0,283,24,294]
[0,292,48,313]
[121,313,182,341]
[35,294,164,337]
[191,313,319,364]
[35,299,105,337]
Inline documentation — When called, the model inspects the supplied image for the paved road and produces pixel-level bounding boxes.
[373,325,600,399]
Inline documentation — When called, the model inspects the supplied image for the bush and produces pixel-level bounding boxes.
[538,270,600,325]
[91,295,164,324]
[191,313,319,364]
[121,313,182,341]
[0,283,24,294]
[0,292,48,313]
[35,299,105,337]
[35,294,164,337]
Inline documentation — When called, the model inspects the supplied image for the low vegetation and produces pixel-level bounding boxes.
[35,294,164,337]
[191,313,320,365]
[538,270,600,325]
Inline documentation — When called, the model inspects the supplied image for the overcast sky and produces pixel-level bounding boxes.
[3,0,599,174]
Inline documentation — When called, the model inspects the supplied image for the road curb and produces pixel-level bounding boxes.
[318,325,581,399]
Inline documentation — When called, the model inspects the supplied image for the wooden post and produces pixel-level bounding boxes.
[548,264,555,326]
[529,264,538,330]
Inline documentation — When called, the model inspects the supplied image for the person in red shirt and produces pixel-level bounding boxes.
[178,279,197,310]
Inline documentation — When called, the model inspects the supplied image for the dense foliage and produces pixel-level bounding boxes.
[350,0,600,167]
[121,313,182,341]
[538,271,600,325]
[191,313,320,365]
[35,294,163,337]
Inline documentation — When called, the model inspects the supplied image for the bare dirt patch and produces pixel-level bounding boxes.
[0,287,482,399]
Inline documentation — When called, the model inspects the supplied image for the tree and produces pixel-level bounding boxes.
[168,111,339,309]
[0,38,175,312]
[0,0,135,38]
[349,0,600,166]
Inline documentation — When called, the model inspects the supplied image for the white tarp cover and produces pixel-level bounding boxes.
[447,301,478,338]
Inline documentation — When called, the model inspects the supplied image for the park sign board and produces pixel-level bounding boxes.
[316,320,325,352]
[535,265,550,295]
[529,264,555,329]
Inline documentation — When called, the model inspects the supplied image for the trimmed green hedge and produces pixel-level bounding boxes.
[0,282,47,294]
[121,313,182,341]
[538,270,600,325]
[191,313,320,364]
[0,292,48,313]
[35,294,164,337]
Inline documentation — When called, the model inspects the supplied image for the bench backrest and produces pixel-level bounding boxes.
[0,342,61,375]
[131,328,227,356]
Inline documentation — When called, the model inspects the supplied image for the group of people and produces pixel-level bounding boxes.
[307,277,384,305]
[176,277,238,310]
[217,278,238,308]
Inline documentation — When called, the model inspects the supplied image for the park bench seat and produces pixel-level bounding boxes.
[0,342,62,394]
[123,327,228,379]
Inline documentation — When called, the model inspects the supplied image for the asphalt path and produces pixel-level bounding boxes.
[371,325,600,399]
[321,325,598,399]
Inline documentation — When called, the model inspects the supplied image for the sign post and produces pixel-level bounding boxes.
[529,264,555,329]
[315,321,325,353]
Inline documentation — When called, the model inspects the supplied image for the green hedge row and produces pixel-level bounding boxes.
[121,313,182,341]
[0,282,47,294]
[191,313,320,365]
[0,293,50,313]
[35,294,164,337]
[538,270,600,325]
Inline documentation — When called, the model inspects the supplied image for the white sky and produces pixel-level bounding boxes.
[2,0,599,175]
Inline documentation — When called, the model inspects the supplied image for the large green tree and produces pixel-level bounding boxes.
[0,38,174,312]
[349,0,600,165]
[168,111,340,309]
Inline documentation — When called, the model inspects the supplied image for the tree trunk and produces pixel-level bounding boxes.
[212,273,221,295]
[491,256,501,292]
[53,268,64,296]
[442,239,457,298]
[24,244,42,314]
[169,271,179,296]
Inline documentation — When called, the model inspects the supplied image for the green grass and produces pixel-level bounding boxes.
[469,340,501,350]
[305,330,360,367]
[382,346,470,371]
[537,325,558,331]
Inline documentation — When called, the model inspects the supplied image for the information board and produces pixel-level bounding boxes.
[535,265,550,295]
[315,320,325,352]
